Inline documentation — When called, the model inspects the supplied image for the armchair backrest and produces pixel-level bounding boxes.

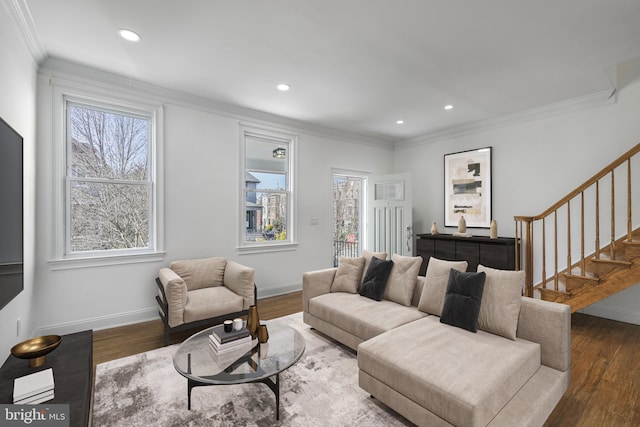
[170,257,227,291]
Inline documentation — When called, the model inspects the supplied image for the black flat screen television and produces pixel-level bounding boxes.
[0,117,23,310]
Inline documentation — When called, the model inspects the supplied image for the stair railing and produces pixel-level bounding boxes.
[514,143,640,297]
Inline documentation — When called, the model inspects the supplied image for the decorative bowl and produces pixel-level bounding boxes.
[11,335,62,368]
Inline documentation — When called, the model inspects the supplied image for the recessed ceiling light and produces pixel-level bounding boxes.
[444,104,454,110]
[118,29,141,42]
[396,120,404,125]
[276,83,290,91]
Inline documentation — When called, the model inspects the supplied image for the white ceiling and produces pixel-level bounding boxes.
[20,0,640,142]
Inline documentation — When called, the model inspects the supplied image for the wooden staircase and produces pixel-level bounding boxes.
[515,143,640,312]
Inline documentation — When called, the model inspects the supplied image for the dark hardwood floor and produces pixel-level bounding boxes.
[544,312,640,427]
[93,292,639,426]
[92,291,303,366]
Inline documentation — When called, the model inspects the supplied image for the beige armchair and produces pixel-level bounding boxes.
[155,257,256,346]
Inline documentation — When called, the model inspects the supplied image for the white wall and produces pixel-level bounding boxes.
[394,59,640,325]
[0,5,38,359]
[33,62,393,335]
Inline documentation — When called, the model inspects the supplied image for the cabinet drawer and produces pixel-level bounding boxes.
[480,248,515,270]
[456,241,480,271]
[416,238,434,252]
[434,240,456,260]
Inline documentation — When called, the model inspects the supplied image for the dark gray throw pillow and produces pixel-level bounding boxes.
[440,269,486,333]
[359,256,394,301]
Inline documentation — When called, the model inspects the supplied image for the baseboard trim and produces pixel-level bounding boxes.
[579,305,640,326]
[257,282,302,299]
[35,307,159,336]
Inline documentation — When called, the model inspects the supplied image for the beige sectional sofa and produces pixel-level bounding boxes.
[303,252,570,427]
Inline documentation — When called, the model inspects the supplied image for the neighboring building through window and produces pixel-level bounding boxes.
[332,172,367,266]
[240,125,296,251]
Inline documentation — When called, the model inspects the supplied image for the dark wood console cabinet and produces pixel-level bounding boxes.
[0,330,93,427]
[416,233,518,275]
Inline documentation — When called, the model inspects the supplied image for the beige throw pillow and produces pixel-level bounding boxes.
[477,264,525,340]
[417,257,468,316]
[170,257,227,291]
[384,254,422,306]
[361,250,388,284]
[331,256,366,293]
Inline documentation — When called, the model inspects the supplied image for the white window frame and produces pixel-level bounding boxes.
[238,123,297,253]
[49,82,164,269]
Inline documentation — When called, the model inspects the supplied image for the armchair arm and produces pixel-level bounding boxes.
[223,261,256,309]
[302,268,337,312]
[158,267,188,327]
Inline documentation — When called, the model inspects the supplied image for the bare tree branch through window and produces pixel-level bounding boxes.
[67,103,151,252]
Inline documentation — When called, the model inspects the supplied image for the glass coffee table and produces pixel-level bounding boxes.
[173,321,305,420]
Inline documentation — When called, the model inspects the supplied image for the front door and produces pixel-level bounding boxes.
[370,173,413,257]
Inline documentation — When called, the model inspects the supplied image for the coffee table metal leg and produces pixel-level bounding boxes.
[275,373,280,419]
[186,375,281,419]
[256,374,280,420]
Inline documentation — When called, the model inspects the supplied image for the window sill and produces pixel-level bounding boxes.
[237,242,298,255]
[49,251,166,270]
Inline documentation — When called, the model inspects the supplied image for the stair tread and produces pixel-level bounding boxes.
[591,258,632,265]
[539,287,569,295]
[563,273,599,281]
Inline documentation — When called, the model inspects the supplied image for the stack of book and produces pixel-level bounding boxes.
[13,368,55,404]
[209,324,252,356]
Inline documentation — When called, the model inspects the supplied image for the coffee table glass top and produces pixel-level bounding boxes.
[173,321,305,385]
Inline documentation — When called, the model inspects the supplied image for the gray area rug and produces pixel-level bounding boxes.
[93,312,412,426]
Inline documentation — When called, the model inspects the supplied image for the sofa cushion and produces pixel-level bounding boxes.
[358,316,541,427]
[171,257,227,291]
[308,293,427,342]
[331,256,365,293]
[440,270,486,333]
[361,250,388,283]
[418,257,469,316]
[384,254,422,306]
[477,264,524,340]
[183,286,244,323]
[359,257,394,301]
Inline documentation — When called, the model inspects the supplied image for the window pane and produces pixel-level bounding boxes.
[249,171,286,190]
[69,104,149,181]
[333,175,362,266]
[242,128,293,247]
[69,181,150,251]
[245,191,287,242]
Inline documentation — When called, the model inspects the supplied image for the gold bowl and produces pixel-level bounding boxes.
[11,335,62,368]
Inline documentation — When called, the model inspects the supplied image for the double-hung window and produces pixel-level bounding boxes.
[56,94,162,263]
[239,125,296,252]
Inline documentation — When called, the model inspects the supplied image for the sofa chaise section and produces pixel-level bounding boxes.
[358,297,571,427]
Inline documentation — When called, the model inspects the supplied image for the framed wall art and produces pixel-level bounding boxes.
[444,147,492,228]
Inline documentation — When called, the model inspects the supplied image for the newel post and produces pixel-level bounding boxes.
[515,216,535,298]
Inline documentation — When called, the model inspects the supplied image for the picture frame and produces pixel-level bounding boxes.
[444,147,492,228]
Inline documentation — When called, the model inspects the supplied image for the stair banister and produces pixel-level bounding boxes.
[514,142,640,306]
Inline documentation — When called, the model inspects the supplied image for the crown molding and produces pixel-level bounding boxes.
[39,57,392,149]
[395,90,616,150]
[4,0,46,63]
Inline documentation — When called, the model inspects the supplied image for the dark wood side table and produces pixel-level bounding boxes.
[416,233,518,274]
[0,330,93,427]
